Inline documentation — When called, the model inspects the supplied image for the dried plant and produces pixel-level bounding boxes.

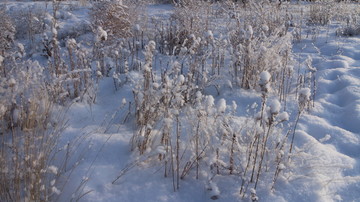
[91,1,133,41]
[0,6,15,58]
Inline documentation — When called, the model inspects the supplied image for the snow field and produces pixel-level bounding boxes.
[1,1,360,202]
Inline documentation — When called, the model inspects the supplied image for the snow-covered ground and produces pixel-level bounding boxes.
[289,34,360,201]
[1,1,360,202]
[56,5,360,202]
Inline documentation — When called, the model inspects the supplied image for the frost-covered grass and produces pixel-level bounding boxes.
[1,0,360,201]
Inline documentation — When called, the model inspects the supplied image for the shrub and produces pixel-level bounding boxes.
[10,5,46,43]
[0,6,15,56]
[227,1,293,102]
[336,25,360,37]
[0,58,67,201]
[90,1,133,41]
[308,3,333,26]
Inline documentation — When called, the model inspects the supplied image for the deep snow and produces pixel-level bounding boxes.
[2,1,360,202]
[62,18,360,201]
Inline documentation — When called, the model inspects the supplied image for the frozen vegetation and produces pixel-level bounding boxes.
[0,0,359,201]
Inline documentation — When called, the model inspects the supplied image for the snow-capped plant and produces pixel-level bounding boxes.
[289,87,311,154]
[131,41,159,154]
[259,71,271,94]
[228,4,292,91]
[305,56,316,108]
[250,188,258,202]
[64,38,95,102]
[0,57,68,201]
[258,71,271,127]
[298,88,311,112]
[217,98,227,114]
[95,26,108,43]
